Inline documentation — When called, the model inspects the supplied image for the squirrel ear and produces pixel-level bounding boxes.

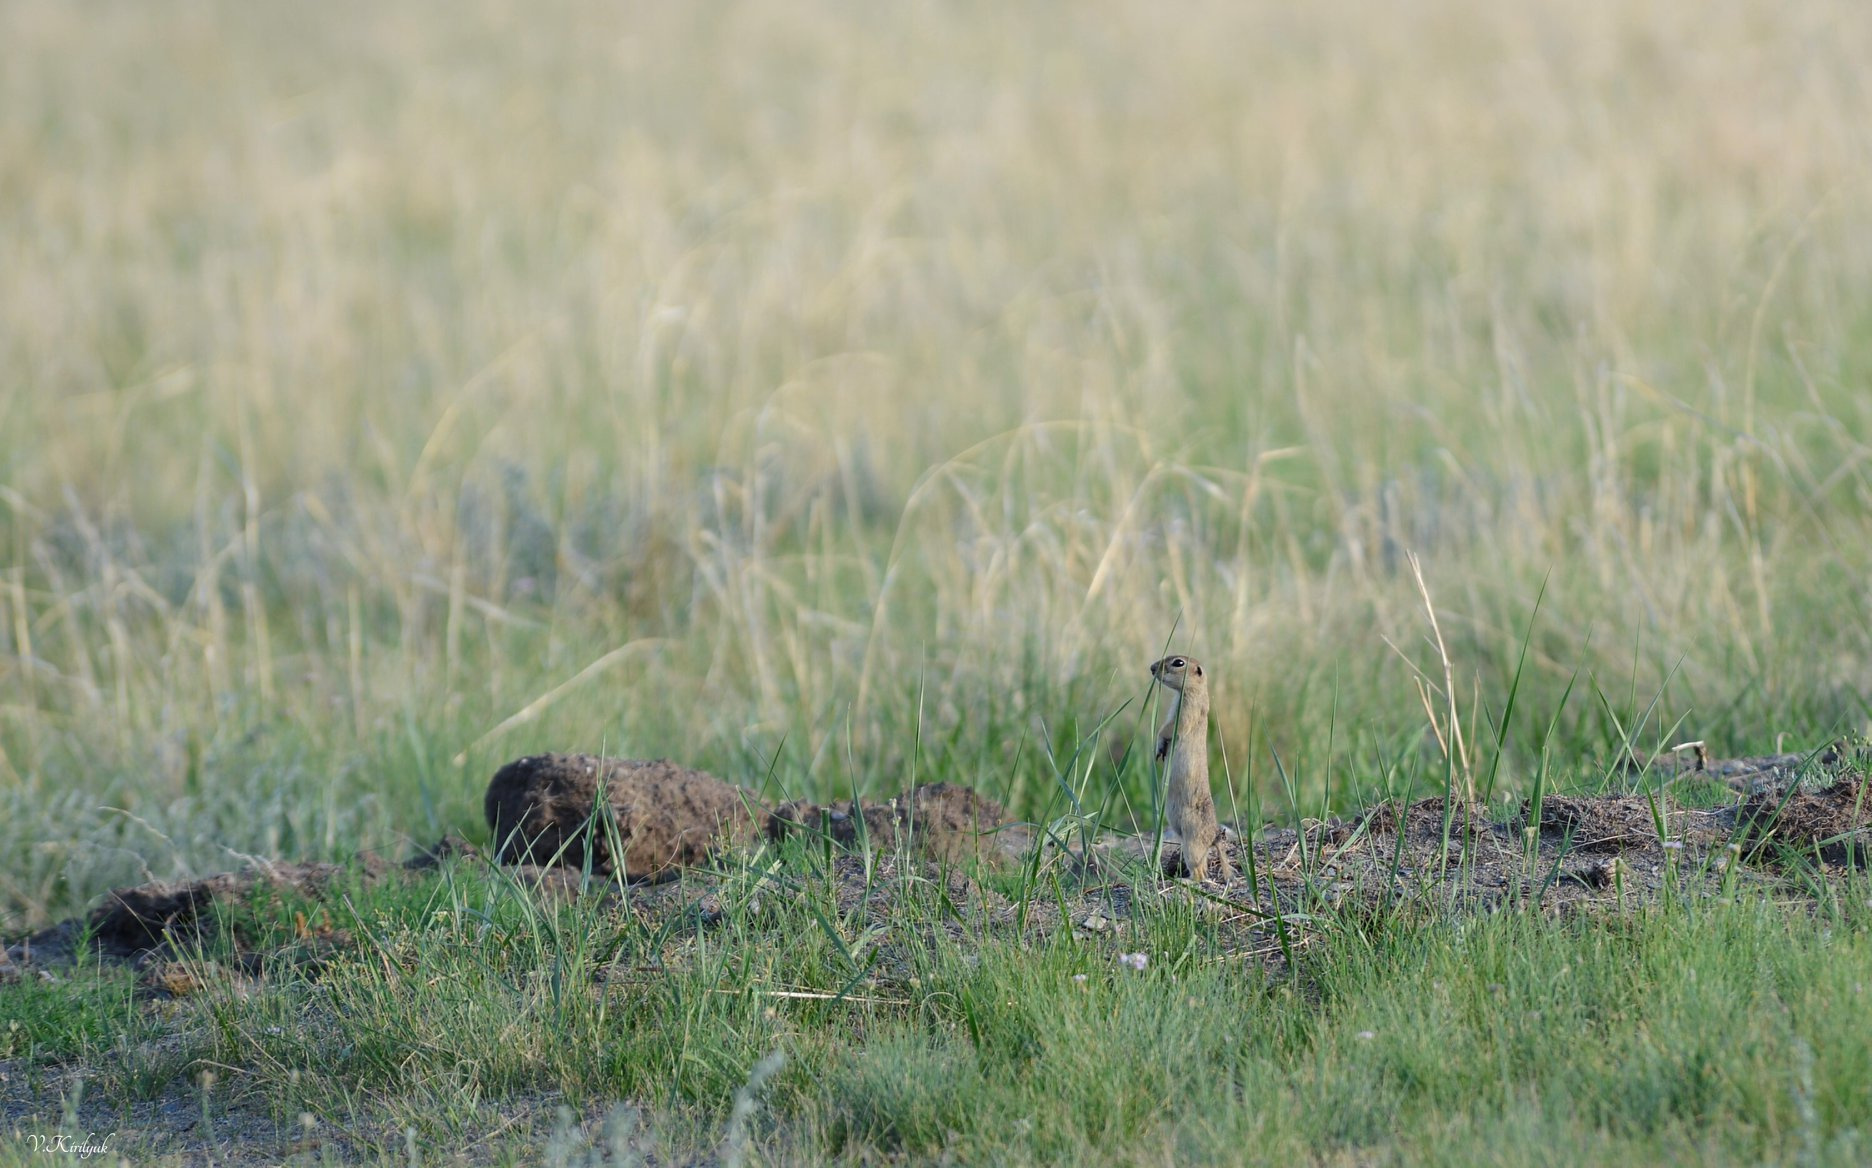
[1194,665,1203,677]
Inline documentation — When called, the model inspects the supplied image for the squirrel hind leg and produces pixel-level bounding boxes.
[1182,839,1209,881]
[1185,832,1231,884]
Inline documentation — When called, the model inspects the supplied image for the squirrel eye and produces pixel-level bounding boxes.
[1171,657,1185,668]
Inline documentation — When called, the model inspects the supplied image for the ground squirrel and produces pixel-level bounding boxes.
[1150,654,1231,884]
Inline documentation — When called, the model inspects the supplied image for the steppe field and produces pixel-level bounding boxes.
[5,0,1872,1162]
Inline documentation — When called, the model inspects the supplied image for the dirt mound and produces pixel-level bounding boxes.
[1524,795,1664,851]
[485,753,772,880]
[771,782,1016,865]
[1737,774,1872,864]
[486,754,1022,876]
[4,860,370,971]
[91,862,354,953]
[1348,797,1492,843]
[1622,741,1854,791]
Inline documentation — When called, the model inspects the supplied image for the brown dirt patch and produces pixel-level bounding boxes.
[88,862,360,954]
[1524,795,1667,851]
[1345,797,1491,844]
[1623,741,1854,791]
[485,753,1023,879]
[771,782,1021,865]
[1736,773,1872,864]
[4,860,378,972]
[484,753,772,879]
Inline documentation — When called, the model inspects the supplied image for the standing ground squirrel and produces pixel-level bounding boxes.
[1150,654,1231,884]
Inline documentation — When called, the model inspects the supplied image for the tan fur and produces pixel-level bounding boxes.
[1150,654,1230,884]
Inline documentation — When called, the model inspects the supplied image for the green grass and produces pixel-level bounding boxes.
[5,0,1872,1160]
[0,958,138,1064]
[15,856,1872,1164]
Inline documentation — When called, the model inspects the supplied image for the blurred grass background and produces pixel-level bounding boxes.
[4,0,1872,927]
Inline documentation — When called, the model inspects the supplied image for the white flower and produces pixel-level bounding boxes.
[1118,952,1149,972]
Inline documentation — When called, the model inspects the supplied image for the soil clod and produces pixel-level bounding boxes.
[484,753,772,880]
[1353,797,1491,843]
[1737,774,1872,864]
[770,782,1016,865]
[89,862,352,956]
[1526,796,1662,851]
[485,753,1022,878]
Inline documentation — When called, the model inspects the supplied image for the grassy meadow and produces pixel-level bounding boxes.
[5,0,1872,1160]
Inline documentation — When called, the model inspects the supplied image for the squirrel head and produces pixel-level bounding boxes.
[1149,654,1205,692]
